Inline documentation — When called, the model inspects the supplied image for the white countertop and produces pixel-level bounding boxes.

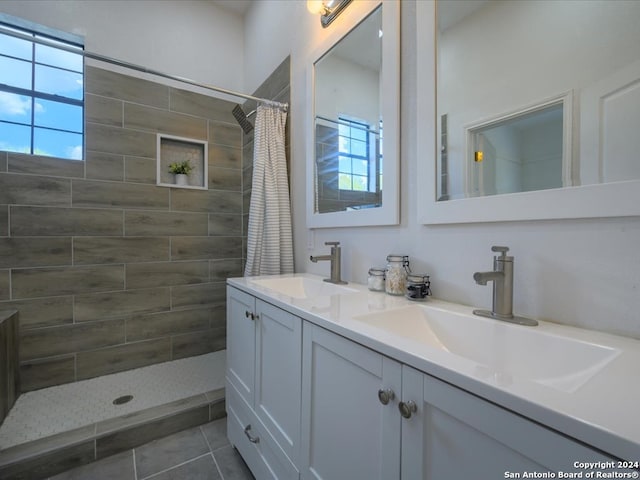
[228,273,640,461]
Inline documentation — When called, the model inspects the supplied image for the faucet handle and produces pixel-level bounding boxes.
[491,246,509,257]
[325,241,340,247]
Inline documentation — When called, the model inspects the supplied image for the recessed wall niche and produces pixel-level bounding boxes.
[157,134,208,189]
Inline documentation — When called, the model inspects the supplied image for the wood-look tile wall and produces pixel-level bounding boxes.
[0,310,19,426]
[0,66,243,391]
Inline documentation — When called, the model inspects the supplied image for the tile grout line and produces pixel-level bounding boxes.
[93,423,98,463]
[210,451,226,480]
[138,452,213,480]
[200,424,226,480]
[133,447,139,480]
[210,442,233,454]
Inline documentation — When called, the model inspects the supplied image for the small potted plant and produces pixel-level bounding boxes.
[168,160,193,186]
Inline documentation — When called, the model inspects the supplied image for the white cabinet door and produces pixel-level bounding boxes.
[226,287,256,406]
[255,299,302,467]
[300,323,402,480]
[402,365,616,479]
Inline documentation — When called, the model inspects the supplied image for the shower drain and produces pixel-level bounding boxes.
[112,394,134,405]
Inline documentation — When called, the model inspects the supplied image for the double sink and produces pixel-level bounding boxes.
[250,276,357,299]
[248,275,620,393]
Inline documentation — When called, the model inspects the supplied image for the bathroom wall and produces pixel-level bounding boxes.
[244,0,640,339]
[0,0,244,91]
[4,0,638,348]
[0,66,243,391]
[315,55,380,128]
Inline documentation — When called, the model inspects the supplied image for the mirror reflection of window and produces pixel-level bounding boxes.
[338,117,371,192]
[313,5,383,214]
[314,115,382,213]
[436,0,640,202]
[466,102,565,199]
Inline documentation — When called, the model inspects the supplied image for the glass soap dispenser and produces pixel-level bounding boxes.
[385,254,410,295]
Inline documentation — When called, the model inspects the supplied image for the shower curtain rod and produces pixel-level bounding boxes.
[0,25,288,109]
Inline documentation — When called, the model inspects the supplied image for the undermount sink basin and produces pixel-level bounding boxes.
[250,276,357,299]
[353,305,620,392]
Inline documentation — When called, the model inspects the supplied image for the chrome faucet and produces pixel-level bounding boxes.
[310,241,347,285]
[473,246,537,326]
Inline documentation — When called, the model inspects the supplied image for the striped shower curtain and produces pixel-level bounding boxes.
[244,103,294,276]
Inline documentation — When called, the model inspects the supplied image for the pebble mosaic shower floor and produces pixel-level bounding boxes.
[0,351,226,449]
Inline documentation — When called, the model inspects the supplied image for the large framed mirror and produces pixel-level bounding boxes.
[307,0,400,228]
[417,0,640,224]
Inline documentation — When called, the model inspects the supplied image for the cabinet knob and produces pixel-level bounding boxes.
[377,388,395,405]
[243,424,260,444]
[398,400,417,419]
[245,310,256,320]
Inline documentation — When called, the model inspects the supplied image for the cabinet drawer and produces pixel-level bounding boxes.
[227,381,300,480]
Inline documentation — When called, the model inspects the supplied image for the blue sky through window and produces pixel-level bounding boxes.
[0,25,83,160]
[0,29,31,59]
[338,118,371,192]
[0,92,31,122]
[0,56,31,89]
[0,122,30,153]
[35,99,82,131]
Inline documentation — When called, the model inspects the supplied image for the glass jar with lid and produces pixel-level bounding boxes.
[385,254,410,295]
[405,273,431,301]
[367,267,386,292]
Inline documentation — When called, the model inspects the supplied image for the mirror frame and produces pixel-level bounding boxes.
[417,0,640,225]
[306,0,400,228]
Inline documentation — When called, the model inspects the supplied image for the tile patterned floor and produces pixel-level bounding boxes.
[0,351,226,449]
[47,418,255,480]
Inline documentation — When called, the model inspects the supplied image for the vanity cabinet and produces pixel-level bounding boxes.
[299,323,616,480]
[226,287,302,479]
[228,285,620,479]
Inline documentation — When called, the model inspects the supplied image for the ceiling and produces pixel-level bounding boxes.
[210,0,254,17]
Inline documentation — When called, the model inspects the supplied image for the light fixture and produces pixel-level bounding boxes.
[307,0,353,28]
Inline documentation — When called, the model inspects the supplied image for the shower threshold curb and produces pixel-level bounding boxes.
[0,387,225,480]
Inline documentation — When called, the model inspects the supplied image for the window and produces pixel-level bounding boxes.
[338,117,372,191]
[0,18,84,160]
[338,117,382,193]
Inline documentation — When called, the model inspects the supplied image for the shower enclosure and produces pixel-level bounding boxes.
[0,25,290,479]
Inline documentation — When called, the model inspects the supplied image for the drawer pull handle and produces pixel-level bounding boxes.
[377,388,395,405]
[244,424,260,444]
[399,400,417,419]
[245,311,256,320]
